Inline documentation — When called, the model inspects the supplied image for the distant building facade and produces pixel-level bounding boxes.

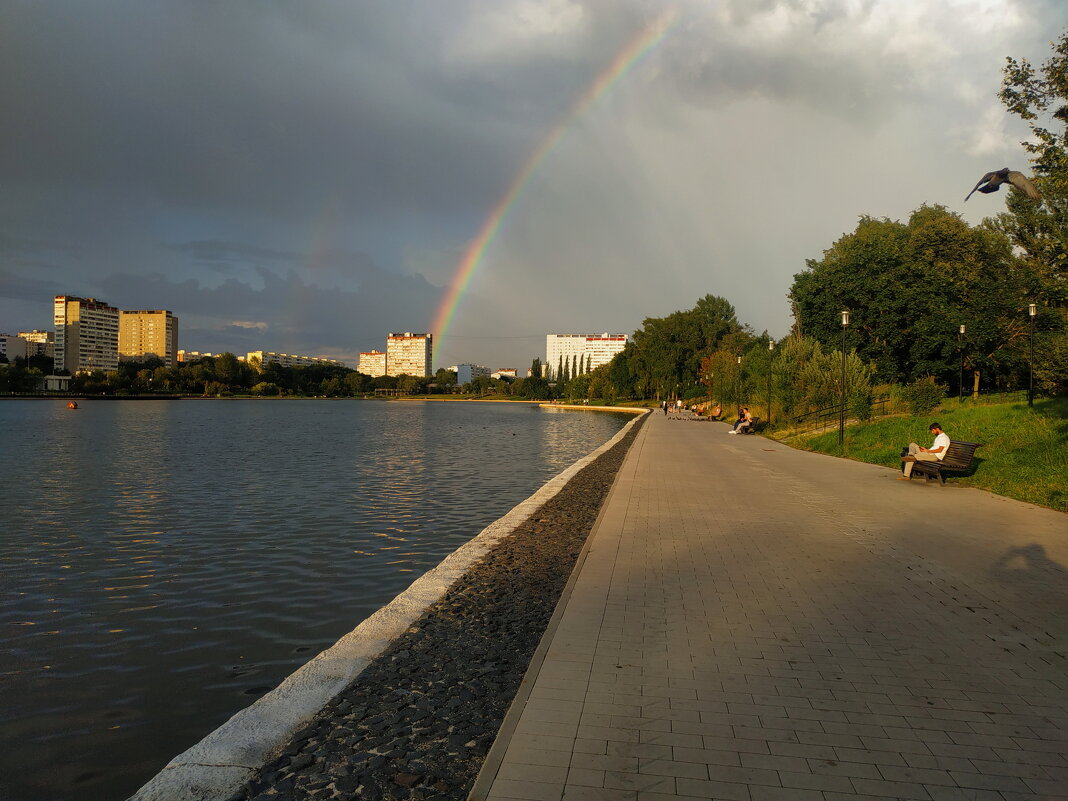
[491,368,518,380]
[177,350,216,362]
[119,310,179,366]
[452,363,490,384]
[545,333,627,380]
[247,351,345,370]
[0,334,27,362]
[386,332,432,377]
[358,349,387,377]
[54,296,120,374]
[18,330,54,358]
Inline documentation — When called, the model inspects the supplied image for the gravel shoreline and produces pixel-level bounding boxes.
[235,414,644,801]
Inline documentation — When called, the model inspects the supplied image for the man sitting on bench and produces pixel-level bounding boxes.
[899,422,949,480]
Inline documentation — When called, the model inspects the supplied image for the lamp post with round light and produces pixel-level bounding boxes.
[1028,303,1037,407]
[766,341,775,426]
[958,324,965,404]
[839,310,849,448]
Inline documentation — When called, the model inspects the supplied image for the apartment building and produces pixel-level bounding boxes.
[452,364,490,384]
[545,333,627,379]
[177,350,218,362]
[18,330,54,358]
[0,334,27,362]
[246,351,344,369]
[119,310,179,366]
[54,296,120,374]
[385,332,432,377]
[358,350,387,377]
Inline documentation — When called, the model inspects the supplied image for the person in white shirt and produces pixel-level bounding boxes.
[899,423,951,479]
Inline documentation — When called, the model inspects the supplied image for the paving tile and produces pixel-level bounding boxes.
[602,771,675,792]
[497,762,571,784]
[674,776,751,800]
[561,786,637,801]
[488,778,565,801]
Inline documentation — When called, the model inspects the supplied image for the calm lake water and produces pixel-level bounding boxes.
[0,399,628,801]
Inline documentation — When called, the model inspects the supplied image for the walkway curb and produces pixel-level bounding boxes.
[129,411,648,801]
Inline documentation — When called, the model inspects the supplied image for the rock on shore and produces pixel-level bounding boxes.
[236,415,644,801]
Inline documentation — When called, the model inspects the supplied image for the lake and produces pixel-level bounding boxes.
[0,399,628,801]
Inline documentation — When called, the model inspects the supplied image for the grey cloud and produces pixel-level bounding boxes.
[164,241,298,264]
[0,268,66,303]
[95,263,442,359]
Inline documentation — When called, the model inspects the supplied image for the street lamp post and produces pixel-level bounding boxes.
[839,310,849,448]
[958,324,965,404]
[736,356,742,407]
[767,341,775,426]
[1028,303,1037,407]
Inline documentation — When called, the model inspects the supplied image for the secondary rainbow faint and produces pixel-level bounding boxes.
[429,8,679,350]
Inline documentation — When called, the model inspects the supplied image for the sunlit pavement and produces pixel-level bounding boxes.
[474,412,1068,801]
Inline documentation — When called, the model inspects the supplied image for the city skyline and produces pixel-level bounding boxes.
[2,2,1062,369]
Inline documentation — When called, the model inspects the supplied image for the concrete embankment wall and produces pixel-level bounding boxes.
[130,408,648,801]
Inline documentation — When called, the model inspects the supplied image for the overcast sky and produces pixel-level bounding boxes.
[1,0,1063,369]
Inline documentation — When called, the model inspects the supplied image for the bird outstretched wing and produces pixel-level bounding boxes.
[965,171,998,201]
[1005,171,1041,200]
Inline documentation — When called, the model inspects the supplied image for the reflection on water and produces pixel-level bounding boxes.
[0,399,627,801]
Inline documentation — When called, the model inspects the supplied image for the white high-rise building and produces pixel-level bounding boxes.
[386,332,432,377]
[545,333,627,380]
[358,350,387,377]
[54,296,120,374]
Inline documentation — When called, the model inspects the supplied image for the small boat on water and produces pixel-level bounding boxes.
[67,401,78,409]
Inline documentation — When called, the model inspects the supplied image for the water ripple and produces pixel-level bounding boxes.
[0,399,626,801]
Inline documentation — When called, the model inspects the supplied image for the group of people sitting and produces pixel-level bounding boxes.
[727,406,753,434]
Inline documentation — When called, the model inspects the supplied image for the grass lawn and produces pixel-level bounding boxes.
[787,397,1068,512]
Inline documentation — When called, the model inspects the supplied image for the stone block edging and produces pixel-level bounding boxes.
[129,409,648,801]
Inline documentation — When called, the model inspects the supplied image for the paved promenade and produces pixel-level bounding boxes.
[475,412,1068,801]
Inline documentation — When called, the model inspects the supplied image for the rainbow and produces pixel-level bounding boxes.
[429,9,678,352]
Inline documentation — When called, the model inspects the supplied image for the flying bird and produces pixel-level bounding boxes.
[965,168,1041,201]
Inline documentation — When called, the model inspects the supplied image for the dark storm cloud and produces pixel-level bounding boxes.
[165,241,297,264]
[0,268,66,303]
[0,1,619,221]
[96,259,441,359]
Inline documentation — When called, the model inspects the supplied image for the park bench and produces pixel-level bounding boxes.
[906,440,981,484]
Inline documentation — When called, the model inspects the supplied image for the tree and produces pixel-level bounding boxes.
[789,206,1026,392]
[434,368,457,388]
[619,294,747,400]
[993,30,1068,392]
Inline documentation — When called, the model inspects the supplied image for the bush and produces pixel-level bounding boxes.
[849,391,874,422]
[251,381,281,396]
[901,378,946,415]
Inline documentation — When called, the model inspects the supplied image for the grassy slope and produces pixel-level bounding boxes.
[787,397,1068,512]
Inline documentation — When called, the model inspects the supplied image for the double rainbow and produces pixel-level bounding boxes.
[429,9,679,351]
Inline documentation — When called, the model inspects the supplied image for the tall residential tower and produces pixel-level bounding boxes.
[385,332,432,377]
[119,310,179,366]
[54,296,120,374]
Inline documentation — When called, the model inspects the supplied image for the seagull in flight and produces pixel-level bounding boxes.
[965,168,1041,201]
